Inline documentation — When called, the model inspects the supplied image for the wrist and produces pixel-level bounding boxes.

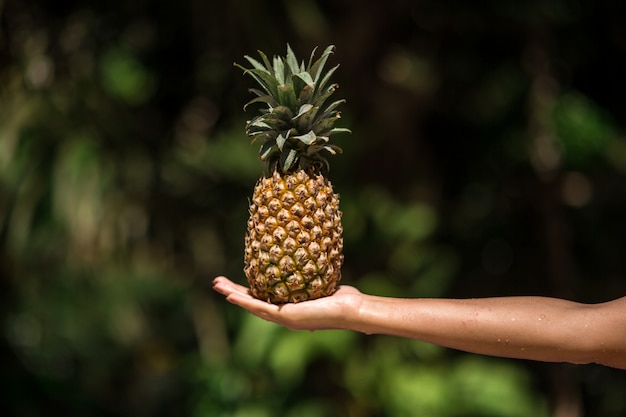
[351,293,382,335]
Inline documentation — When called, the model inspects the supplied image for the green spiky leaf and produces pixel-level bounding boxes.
[277,83,297,109]
[292,130,317,145]
[293,104,314,120]
[259,142,275,160]
[242,55,268,72]
[285,44,301,74]
[281,148,298,171]
[330,127,352,135]
[276,133,287,151]
[236,44,350,174]
[243,95,278,111]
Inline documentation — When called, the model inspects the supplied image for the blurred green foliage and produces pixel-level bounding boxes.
[2,0,626,416]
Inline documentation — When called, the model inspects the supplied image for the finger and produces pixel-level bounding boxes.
[226,290,274,310]
[226,291,283,322]
[212,276,251,296]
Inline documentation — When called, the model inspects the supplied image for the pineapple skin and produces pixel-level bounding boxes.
[244,170,343,304]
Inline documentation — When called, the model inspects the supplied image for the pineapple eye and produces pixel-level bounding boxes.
[304,197,316,211]
[257,205,270,220]
[258,250,271,266]
[285,220,300,236]
[282,237,297,255]
[315,191,328,205]
[279,256,296,274]
[266,265,281,280]
[307,241,321,257]
[300,215,315,230]
[297,230,311,245]
[327,264,336,275]
[294,247,308,267]
[261,189,274,205]
[294,184,308,201]
[302,260,317,277]
[272,226,287,243]
[311,225,323,239]
[267,198,281,215]
[315,252,328,270]
[252,272,266,287]
[284,175,299,190]
[281,190,296,206]
[314,207,326,221]
[273,282,289,298]
[290,291,310,303]
[329,247,342,260]
[273,181,286,194]
[305,179,320,195]
[269,245,283,263]
[260,234,273,250]
[264,216,278,231]
[290,202,305,217]
[308,277,323,291]
[277,208,291,222]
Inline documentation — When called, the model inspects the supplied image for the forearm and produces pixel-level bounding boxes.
[212,276,626,369]
[352,294,626,368]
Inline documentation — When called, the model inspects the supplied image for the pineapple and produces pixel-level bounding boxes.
[236,45,350,304]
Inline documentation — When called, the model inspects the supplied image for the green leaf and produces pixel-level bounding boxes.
[323,99,346,114]
[293,104,314,120]
[292,130,317,145]
[315,64,339,96]
[305,144,324,156]
[297,84,314,104]
[240,67,279,97]
[330,127,352,135]
[257,49,273,72]
[243,55,269,72]
[273,56,285,85]
[277,83,297,109]
[324,144,343,154]
[272,105,295,120]
[309,45,335,86]
[248,119,273,130]
[248,88,268,98]
[249,132,276,145]
[285,44,301,75]
[294,71,314,86]
[311,85,337,109]
[243,95,278,111]
[276,133,287,151]
[307,46,319,70]
[294,105,320,132]
[281,148,298,171]
[259,142,276,160]
[246,129,271,137]
[312,115,340,134]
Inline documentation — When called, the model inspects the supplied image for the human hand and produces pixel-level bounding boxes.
[212,276,364,331]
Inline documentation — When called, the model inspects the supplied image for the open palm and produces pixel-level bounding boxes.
[212,276,363,331]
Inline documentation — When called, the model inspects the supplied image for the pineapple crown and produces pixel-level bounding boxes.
[235,44,351,176]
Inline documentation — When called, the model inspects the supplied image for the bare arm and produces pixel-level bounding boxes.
[355,294,626,368]
[212,276,626,369]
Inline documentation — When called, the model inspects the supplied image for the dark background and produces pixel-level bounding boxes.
[1,0,625,416]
